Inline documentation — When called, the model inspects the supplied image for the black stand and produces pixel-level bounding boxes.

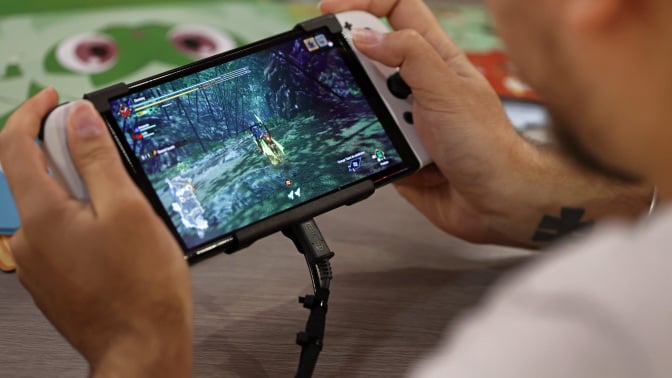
[283,219,335,378]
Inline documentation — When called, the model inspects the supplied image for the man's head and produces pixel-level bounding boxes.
[487,0,672,187]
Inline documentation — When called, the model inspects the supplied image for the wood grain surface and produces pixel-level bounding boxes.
[0,187,532,377]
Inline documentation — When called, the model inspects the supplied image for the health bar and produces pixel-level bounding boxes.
[133,66,252,113]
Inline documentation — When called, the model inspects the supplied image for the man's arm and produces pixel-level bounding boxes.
[476,141,650,248]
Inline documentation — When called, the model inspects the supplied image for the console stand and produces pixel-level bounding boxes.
[283,219,335,378]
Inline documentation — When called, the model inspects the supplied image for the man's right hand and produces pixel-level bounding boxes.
[321,0,650,247]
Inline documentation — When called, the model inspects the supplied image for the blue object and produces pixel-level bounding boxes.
[0,171,20,233]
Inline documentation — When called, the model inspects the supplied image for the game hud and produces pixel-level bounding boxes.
[109,30,403,249]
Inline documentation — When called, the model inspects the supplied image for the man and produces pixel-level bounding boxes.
[0,0,668,376]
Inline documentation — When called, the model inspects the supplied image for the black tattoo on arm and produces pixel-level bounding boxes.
[532,207,595,243]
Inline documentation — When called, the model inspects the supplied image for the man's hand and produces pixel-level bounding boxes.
[321,0,650,247]
[0,88,193,377]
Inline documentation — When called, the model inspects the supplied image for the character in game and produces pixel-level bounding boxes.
[249,116,285,165]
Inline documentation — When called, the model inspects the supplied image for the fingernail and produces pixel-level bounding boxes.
[33,85,57,103]
[37,85,55,97]
[352,28,384,46]
[71,102,104,139]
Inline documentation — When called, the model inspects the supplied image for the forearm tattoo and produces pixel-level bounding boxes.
[532,207,595,243]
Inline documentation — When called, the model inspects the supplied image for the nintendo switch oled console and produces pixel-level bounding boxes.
[42,12,430,260]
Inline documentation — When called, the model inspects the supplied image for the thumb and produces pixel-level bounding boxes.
[352,28,472,107]
[67,101,137,209]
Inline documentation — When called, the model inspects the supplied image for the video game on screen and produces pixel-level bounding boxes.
[109,30,402,248]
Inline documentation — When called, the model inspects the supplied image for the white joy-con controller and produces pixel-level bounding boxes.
[335,11,432,167]
[41,101,90,202]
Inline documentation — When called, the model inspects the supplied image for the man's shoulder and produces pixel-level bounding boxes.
[489,206,672,368]
[412,209,672,378]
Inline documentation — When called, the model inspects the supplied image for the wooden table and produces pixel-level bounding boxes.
[0,187,531,377]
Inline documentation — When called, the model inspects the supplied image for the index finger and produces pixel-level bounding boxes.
[0,87,70,213]
[320,0,463,62]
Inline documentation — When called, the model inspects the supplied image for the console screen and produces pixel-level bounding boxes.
[108,28,404,249]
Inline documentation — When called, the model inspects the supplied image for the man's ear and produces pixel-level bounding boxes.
[565,0,634,31]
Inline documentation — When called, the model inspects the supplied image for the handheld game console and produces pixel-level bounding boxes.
[40,12,431,260]
[41,12,428,205]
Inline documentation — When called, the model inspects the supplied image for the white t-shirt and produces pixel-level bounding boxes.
[414,206,672,378]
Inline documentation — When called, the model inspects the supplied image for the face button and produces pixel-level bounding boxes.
[403,111,414,125]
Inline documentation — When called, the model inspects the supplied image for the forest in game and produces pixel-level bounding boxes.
[111,35,401,248]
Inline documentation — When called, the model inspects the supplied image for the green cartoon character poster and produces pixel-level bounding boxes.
[0,2,321,130]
